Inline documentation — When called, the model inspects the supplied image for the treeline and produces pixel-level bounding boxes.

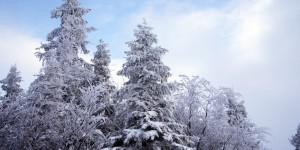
[0,0,267,149]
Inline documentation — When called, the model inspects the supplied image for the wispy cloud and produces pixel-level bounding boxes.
[0,25,42,90]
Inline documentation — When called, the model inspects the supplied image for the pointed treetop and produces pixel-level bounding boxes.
[51,0,90,19]
[33,0,95,103]
[119,20,170,85]
[0,65,23,99]
[92,39,111,84]
[42,0,95,55]
[131,20,157,48]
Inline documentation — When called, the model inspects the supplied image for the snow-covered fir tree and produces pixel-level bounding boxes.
[19,0,107,149]
[291,123,300,150]
[110,21,190,149]
[92,39,112,84]
[91,39,115,117]
[35,0,95,103]
[0,65,26,149]
[91,39,116,136]
[0,65,23,102]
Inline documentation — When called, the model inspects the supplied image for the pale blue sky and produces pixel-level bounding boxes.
[1,0,300,149]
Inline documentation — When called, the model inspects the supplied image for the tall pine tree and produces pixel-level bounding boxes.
[111,21,190,149]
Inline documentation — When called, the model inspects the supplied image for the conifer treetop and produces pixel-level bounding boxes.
[119,20,171,86]
[92,39,111,84]
[33,0,96,103]
[37,0,95,62]
[0,65,23,99]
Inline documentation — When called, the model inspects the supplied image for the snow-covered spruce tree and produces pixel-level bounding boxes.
[35,0,95,103]
[91,39,116,136]
[20,0,107,149]
[290,123,300,150]
[92,39,112,84]
[92,39,115,116]
[110,21,190,149]
[0,65,26,149]
[0,65,23,103]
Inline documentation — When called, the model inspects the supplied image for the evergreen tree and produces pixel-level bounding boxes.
[91,39,115,116]
[110,21,190,149]
[35,0,95,103]
[291,123,300,150]
[0,65,25,149]
[20,0,106,149]
[28,49,65,102]
[21,49,67,149]
[0,65,23,101]
[92,39,111,84]
[91,39,116,135]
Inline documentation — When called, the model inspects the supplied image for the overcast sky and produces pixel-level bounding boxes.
[1,0,300,149]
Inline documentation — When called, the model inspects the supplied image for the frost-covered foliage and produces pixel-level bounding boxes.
[12,82,109,149]
[109,21,190,149]
[17,85,106,149]
[0,0,268,149]
[0,65,23,102]
[173,75,216,137]
[92,39,111,84]
[0,92,27,149]
[28,49,66,102]
[290,123,300,150]
[35,0,95,103]
[221,88,247,126]
[0,67,25,149]
[173,75,267,149]
[0,65,25,148]
[90,39,116,137]
[5,0,108,149]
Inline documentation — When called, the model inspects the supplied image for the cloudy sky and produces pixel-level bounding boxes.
[0,0,300,149]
